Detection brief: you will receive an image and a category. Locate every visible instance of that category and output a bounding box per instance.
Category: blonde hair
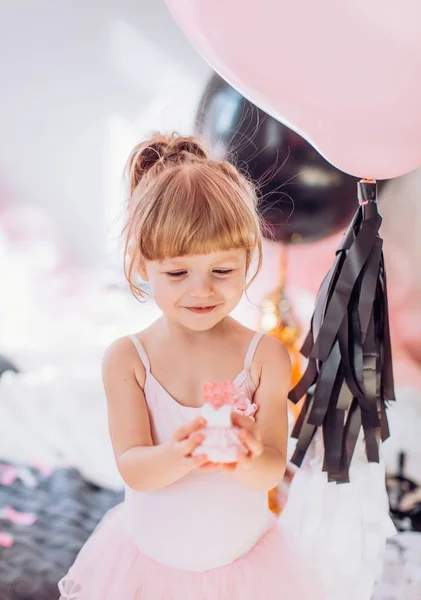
[123,133,263,300]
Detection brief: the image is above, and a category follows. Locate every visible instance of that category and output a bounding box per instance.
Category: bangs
[136,164,261,261]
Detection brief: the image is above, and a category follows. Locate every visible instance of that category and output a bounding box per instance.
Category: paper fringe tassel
[289,180,395,483]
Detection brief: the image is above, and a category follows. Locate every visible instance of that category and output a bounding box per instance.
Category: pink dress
[58,332,325,599]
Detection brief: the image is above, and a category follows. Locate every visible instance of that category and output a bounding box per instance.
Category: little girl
[58,133,324,599]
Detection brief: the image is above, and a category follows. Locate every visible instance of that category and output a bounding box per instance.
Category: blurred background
[1,1,420,598]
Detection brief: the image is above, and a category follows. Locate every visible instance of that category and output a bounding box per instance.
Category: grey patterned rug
[0,461,123,600]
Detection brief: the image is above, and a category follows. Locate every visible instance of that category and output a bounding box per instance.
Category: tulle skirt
[58,503,325,600]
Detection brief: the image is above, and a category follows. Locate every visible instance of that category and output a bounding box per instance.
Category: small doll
[192,381,257,464]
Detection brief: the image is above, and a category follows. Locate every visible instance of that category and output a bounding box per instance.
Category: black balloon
[196,74,361,244]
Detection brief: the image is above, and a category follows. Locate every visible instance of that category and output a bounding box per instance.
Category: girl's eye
[166,271,187,278]
[165,269,234,278]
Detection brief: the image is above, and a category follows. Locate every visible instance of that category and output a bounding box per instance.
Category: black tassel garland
[289,179,395,483]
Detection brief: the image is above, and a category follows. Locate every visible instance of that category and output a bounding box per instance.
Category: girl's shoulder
[229,319,288,356]
[102,334,148,388]
[228,320,290,381]
[253,336,291,396]
[103,319,157,362]
[254,334,290,369]
[103,335,140,361]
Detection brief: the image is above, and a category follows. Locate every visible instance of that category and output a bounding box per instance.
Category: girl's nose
[190,275,214,298]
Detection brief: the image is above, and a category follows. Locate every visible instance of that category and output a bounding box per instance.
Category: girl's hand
[231,412,264,466]
[170,418,209,470]
[200,413,263,472]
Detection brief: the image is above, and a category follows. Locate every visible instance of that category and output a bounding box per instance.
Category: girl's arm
[231,335,291,492]
[102,338,207,492]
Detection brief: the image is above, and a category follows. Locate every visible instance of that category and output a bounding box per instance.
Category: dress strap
[244,332,265,372]
[128,335,151,372]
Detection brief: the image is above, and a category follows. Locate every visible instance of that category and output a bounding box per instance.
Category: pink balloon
[165,0,421,179]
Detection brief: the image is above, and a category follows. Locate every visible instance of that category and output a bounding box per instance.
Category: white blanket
[0,366,124,491]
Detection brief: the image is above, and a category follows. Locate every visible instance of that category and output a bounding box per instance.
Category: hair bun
[127,133,209,193]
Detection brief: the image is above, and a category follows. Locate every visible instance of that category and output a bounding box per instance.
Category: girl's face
[140,249,248,332]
